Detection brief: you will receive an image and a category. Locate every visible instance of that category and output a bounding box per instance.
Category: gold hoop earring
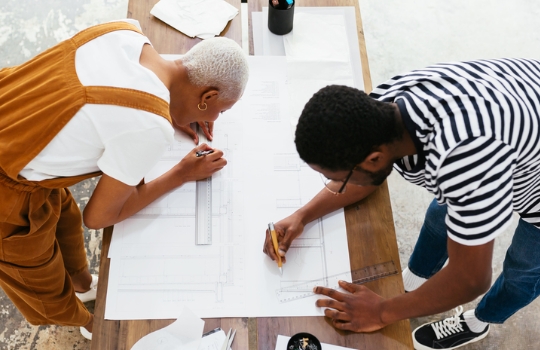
[198,103,208,111]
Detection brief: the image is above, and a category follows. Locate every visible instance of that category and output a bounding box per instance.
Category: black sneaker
[413,308,490,349]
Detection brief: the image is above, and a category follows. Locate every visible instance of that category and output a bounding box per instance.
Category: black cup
[268,0,295,35]
[287,332,322,349]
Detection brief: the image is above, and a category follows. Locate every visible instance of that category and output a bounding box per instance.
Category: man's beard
[360,164,394,186]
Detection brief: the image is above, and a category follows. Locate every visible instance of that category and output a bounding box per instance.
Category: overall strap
[70,21,143,47]
[0,21,171,187]
[74,22,172,123]
[85,86,171,122]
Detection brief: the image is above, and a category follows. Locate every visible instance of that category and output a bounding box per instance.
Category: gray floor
[1,0,540,349]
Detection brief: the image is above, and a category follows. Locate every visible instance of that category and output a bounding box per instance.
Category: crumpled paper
[150,0,238,39]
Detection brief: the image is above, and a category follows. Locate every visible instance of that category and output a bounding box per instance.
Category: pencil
[268,222,283,275]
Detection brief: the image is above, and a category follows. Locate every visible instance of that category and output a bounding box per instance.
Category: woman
[0,19,249,339]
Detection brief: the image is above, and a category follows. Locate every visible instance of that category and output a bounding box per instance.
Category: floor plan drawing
[105,56,353,320]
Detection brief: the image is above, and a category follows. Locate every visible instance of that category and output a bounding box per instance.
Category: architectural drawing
[105,56,353,320]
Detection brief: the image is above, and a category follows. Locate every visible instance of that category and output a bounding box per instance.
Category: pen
[268,222,283,275]
[196,150,214,157]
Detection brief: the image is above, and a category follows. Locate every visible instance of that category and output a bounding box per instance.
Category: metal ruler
[195,124,212,245]
[275,260,398,303]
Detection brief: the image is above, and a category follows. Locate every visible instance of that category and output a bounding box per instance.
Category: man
[263,58,540,349]
[0,19,248,339]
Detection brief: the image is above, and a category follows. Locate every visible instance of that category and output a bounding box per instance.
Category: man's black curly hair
[295,85,402,171]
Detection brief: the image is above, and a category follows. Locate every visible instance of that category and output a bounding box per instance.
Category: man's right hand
[263,214,305,263]
[262,183,377,264]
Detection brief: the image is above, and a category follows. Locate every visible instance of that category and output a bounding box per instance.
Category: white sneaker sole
[413,324,490,350]
[80,326,92,340]
[75,275,98,303]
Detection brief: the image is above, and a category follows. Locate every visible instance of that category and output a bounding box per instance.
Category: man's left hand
[314,280,387,333]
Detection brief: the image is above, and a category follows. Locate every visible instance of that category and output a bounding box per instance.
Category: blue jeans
[408,198,540,324]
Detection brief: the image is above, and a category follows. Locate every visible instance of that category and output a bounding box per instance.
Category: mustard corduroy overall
[0,21,171,326]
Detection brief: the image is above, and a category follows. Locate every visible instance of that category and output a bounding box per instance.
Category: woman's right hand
[263,213,305,263]
[173,143,226,184]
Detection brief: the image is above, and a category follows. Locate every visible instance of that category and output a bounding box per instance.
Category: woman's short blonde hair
[182,37,249,101]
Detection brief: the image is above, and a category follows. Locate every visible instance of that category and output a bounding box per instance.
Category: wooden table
[126,0,242,53]
[92,1,414,349]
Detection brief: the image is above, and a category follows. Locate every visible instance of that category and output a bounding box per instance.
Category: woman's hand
[174,121,214,144]
[263,213,306,263]
[172,143,226,184]
[197,121,214,141]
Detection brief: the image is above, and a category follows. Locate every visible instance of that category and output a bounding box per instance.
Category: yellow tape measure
[276,260,398,303]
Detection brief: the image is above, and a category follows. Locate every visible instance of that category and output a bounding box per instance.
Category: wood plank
[128,0,242,53]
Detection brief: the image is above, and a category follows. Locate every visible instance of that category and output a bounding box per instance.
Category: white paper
[131,307,204,350]
[252,7,364,130]
[275,335,356,350]
[283,13,350,62]
[105,56,352,320]
[150,0,238,39]
[253,7,364,91]
[199,330,226,350]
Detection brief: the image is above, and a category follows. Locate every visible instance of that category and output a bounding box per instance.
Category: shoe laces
[431,306,465,340]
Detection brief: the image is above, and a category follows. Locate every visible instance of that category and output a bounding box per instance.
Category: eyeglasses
[320,168,354,195]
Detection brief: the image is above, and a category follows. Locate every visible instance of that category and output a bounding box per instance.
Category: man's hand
[174,121,214,144]
[263,214,305,263]
[314,280,387,333]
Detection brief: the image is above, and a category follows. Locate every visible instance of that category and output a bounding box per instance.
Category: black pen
[196,150,214,157]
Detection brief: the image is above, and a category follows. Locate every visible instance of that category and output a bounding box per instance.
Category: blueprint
[105,55,354,320]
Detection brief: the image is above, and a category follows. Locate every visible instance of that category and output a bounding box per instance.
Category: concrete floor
[0,1,127,348]
[1,0,540,349]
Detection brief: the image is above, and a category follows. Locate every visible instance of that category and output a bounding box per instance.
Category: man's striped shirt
[370,58,540,246]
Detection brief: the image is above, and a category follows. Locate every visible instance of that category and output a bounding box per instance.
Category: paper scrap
[131,307,205,350]
[199,329,226,350]
[275,334,356,350]
[150,0,238,40]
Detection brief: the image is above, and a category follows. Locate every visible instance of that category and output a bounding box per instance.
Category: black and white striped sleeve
[437,136,517,245]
